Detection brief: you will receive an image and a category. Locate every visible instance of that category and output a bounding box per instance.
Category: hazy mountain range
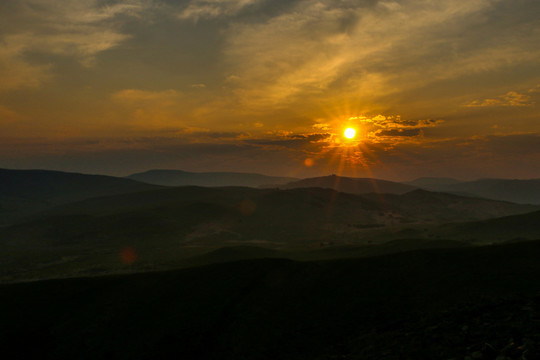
[2,168,540,283]
[126,169,540,204]
[3,168,540,225]
[126,169,298,187]
[0,169,161,225]
[406,177,540,204]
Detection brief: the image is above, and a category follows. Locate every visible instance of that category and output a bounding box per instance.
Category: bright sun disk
[344,128,356,139]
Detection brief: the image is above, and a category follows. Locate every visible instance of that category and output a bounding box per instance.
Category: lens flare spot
[304,158,315,167]
[344,128,356,139]
[120,247,138,265]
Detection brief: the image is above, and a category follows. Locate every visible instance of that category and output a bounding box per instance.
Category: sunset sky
[1,0,540,180]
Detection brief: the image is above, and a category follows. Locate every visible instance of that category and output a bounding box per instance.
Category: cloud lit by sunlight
[0,0,539,179]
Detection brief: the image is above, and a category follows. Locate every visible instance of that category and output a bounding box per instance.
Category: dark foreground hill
[126,169,298,187]
[1,241,540,359]
[0,169,161,224]
[278,174,417,194]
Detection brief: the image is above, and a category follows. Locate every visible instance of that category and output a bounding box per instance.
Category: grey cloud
[221,0,540,111]
[482,133,540,155]
[376,128,422,137]
[465,91,534,107]
[177,0,261,21]
[246,133,331,149]
[0,0,154,90]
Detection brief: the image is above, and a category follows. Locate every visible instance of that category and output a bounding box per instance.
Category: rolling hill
[407,178,540,204]
[0,168,162,225]
[2,185,538,282]
[431,209,540,243]
[363,189,539,221]
[126,169,298,187]
[278,174,417,194]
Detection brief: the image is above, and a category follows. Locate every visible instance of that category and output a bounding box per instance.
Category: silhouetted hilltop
[278,175,417,194]
[0,168,161,224]
[126,169,298,187]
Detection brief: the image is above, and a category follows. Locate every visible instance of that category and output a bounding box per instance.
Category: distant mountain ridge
[0,168,161,224]
[126,169,298,187]
[406,177,540,204]
[278,175,417,195]
[404,177,462,188]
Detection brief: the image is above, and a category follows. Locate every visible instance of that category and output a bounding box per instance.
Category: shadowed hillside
[126,169,298,187]
[1,241,540,359]
[0,169,162,225]
[432,210,540,243]
[407,178,540,204]
[363,189,539,221]
[1,186,538,283]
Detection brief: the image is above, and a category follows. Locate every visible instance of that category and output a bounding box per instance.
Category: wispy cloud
[219,0,540,113]
[113,89,182,104]
[0,34,52,90]
[177,0,260,21]
[465,91,534,107]
[0,0,151,90]
[0,104,23,124]
[111,88,186,129]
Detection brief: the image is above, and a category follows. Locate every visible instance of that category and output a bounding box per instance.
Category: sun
[344,128,356,139]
